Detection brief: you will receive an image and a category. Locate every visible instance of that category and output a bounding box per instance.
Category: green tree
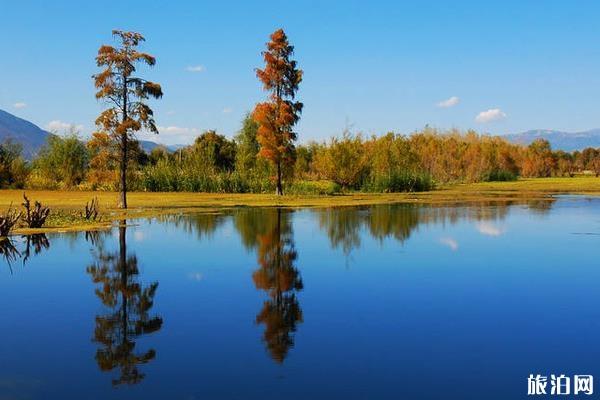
[148,145,171,165]
[190,130,236,172]
[293,143,317,179]
[234,114,260,172]
[34,131,89,187]
[0,140,28,188]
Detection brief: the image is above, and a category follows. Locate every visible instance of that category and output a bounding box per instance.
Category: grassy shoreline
[1,177,599,235]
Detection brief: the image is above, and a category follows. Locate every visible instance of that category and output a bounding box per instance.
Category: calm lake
[1,196,599,399]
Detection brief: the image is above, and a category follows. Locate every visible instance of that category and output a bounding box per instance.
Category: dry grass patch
[0,177,598,234]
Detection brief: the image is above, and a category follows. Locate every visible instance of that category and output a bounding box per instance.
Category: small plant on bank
[0,205,22,236]
[22,194,50,229]
[83,197,100,221]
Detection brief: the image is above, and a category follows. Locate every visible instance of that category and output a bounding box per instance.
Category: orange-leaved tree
[93,30,163,208]
[253,29,303,195]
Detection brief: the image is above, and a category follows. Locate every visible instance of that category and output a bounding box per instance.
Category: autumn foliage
[253,29,303,195]
[4,27,600,196]
[93,30,163,208]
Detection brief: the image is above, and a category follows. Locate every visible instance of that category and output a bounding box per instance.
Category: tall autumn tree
[93,30,163,208]
[253,29,303,195]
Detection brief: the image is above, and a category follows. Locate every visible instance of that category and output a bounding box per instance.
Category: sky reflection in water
[0,197,599,399]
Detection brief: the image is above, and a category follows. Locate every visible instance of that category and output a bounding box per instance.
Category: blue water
[0,197,599,399]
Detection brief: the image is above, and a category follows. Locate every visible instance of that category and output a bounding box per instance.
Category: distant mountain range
[0,109,52,159]
[3,108,600,156]
[504,129,600,152]
[0,109,181,159]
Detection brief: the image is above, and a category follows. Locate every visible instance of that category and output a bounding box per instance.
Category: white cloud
[222,107,232,114]
[13,102,27,109]
[46,120,84,133]
[137,125,202,145]
[166,110,176,115]
[437,96,460,108]
[186,65,205,73]
[188,272,203,282]
[475,108,507,123]
[476,222,505,237]
[158,125,201,135]
[439,237,459,251]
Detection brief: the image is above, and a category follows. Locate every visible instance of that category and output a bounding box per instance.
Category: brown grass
[1,176,598,234]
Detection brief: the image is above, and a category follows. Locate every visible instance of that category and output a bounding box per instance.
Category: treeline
[4,28,598,198]
[1,121,599,193]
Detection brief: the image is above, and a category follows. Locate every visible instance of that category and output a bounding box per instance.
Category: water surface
[1,197,599,399]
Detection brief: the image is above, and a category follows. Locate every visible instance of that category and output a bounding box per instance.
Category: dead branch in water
[22,193,50,229]
[0,204,21,237]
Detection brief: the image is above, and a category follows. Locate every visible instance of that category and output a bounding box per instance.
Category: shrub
[83,198,99,221]
[312,132,368,189]
[285,180,341,195]
[483,170,517,182]
[0,205,21,236]
[140,163,265,193]
[22,194,50,228]
[363,172,434,193]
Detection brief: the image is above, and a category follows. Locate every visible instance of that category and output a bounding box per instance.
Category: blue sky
[1,0,600,145]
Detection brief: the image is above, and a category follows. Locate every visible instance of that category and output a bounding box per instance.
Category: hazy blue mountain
[138,140,185,153]
[138,140,162,154]
[0,109,51,159]
[0,108,182,159]
[506,129,600,151]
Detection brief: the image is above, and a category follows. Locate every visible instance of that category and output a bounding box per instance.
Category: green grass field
[1,176,599,235]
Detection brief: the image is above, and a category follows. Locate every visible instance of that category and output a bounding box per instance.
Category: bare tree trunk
[276,161,283,196]
[275,85,283,196]
[119,133,128,209]
[119,78,128,209]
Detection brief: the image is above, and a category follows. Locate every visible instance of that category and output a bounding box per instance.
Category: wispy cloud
[188,272,204,282]
[437,96,460,108]
[476,222,505,237]
[46,120,84,133]
[157,125,201,135]
[186,65,205,73]
[439,237,459,251]
[475,108,507,123]
[137,125,202,145]
[222,107,232,114]
[13,102,27,109]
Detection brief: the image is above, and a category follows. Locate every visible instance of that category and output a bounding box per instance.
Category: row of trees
[88,28,301,207]
[3,28,600,197]
[2,124,600,193]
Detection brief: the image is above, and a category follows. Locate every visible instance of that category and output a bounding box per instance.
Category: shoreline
[1,177,600,236]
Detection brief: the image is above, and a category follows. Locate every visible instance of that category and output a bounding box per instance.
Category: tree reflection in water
[0,237,20,269]
[87,222,162,385]
[235,208,304,363]
[0,234,50,272]
[22,234,50,265]
[317,199,555,255]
